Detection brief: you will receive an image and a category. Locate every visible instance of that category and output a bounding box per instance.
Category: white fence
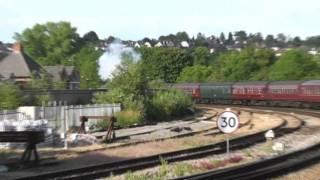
[1,104,121,133]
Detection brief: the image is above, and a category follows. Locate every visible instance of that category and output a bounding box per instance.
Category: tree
[193,47,210,65]
[265,35,276,47]
[14,21,81,65]
[29,70,53,90]
[176,31,189,42]
[73,45,102,88]
[82,31,100,44]
[139,47,193,83]
[226,32,234,45]
[195,33,208,47]
[247,33,263,45]
[291,36,302,47]
[234,31,247,42]
[177,65,214,82]
[215,48,275,81]
[305,36,320,47]
[219,32,226,43]
[268,49,320,80]
[276,33,287,47]
[95,53,148,111]
[0,83,22,109]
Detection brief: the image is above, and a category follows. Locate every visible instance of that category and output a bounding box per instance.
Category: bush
[115,109,144,128]
[147,89,193,121]
[0,83,22,109]
[94,119,110,131]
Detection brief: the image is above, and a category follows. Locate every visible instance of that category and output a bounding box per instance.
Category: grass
[173,163,194,177]
[119,155,245,180]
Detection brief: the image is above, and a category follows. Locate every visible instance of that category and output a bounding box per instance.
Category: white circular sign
[217,111,239,133]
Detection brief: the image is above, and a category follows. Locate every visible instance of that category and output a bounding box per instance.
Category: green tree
[139,47,193,83]
[226,32,234,45]
[176,31,189,42]
[177,65,214,82]
[215,48,275,81]
[0,83,22,109]
[95,53,148,112]
[291,36,302,47]
[247,33,263,45]
[305,35,320,47]
[268,49,320,80]
[29,70,53,89]
[219,32,226,43]
[234,31,247,42]
[276,33,287,47]
[14,21,80,65]
[192,47,210,65]
[82,31,100,44]
[265,35,276,47]
[195,33,208,47]
[74,45,102,88]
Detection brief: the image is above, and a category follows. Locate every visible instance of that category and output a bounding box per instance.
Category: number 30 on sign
[217,111,239,134]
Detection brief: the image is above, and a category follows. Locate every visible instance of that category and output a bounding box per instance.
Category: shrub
[173,163,194,177]
[115,109,143,128]
[0,83,22,109]
[35,93,52,106]
[147,89,193,121]
[124,171,148,180]
[95,119,110,131]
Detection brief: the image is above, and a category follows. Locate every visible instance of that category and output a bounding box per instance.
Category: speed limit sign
[217,111,239,134]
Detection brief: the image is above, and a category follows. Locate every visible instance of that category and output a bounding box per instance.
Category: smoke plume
[98,41,141,79]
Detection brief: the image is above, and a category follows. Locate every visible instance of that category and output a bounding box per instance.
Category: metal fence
[1,104,121,133]
[0,110,28,121]
[43,104,121,133]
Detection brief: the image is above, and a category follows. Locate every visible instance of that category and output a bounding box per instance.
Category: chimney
[12,42,23,53]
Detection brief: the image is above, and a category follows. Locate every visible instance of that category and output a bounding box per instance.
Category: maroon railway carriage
[232,81,268,105]
[300,80,320,106]
[172,83,201,101]
[267,81,303,106]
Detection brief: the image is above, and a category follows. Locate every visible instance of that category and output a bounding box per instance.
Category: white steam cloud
[98,41,141,80]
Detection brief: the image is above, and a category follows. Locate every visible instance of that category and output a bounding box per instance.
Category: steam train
[172,80,320,108]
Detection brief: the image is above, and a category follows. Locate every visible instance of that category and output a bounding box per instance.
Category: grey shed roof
[0,51,43,79]
[43,66,78,82]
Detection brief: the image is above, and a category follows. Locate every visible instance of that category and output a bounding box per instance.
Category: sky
[1,0,320,42]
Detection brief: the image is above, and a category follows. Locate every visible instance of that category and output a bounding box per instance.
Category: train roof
[233,81,268,86]
[268,81,304,85]
[301,80,320,86]
[172,83,200,87]
[200,82,234,86]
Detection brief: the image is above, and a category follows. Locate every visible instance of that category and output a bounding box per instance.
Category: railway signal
[217,110,239,157]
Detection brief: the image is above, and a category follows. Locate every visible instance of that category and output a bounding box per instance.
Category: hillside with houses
[97,31,320,56]
[0,22,320,109]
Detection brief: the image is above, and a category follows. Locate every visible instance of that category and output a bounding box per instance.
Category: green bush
[147,89,193,121]
[115,109,144,128]
[95,119,110,131]
[0,83,22,110]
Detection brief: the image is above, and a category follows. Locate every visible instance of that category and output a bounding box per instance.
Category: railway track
[173,138,320,180]
[171,106,320,180]
[12,107,303,180]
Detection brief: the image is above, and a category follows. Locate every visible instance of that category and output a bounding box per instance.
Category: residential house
[0,42,80,89]
[44,66,80,89]
[180,41,189,48]
[0,42,43,86]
